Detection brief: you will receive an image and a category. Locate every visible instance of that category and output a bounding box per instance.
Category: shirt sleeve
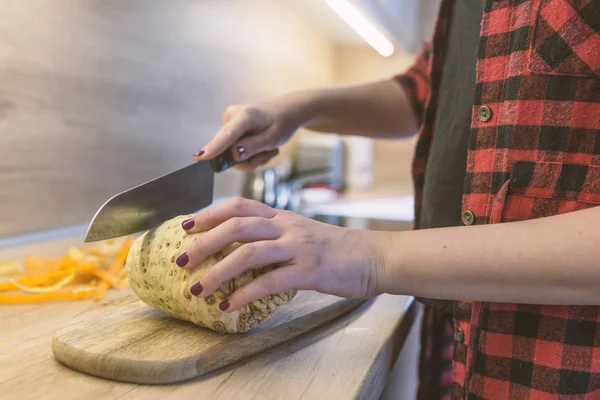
[392,43,432,128]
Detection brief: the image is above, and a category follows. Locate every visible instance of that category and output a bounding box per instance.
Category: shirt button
[462,210,475,226]
[454,327,464,343]
[478,105,492,122]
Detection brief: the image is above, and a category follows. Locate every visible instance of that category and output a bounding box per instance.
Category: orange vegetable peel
[0,237,132,305]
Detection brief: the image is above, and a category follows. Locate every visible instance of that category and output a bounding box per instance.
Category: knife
[83,148,241,242]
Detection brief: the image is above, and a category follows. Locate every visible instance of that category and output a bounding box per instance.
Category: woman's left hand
[176,198,388,312]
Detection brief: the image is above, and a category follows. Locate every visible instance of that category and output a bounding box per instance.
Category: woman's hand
[175,198,388,312]
[194,95,310,172]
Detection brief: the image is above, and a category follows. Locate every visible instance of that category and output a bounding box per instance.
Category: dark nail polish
[219,299,230,311]
[182,218,195,230]
[194,150,205,157]
[175,252,189,268]
[237,146,246,160]
[190,282,203,296]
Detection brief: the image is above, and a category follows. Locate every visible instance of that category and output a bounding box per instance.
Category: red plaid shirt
[395,0,600,398]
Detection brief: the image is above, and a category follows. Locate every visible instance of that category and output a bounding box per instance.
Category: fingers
[182,198,277,234]
[232,149,279,172]
[232,125,281,161]
[218,265,309,312]
[197,106,269,161]
[190,241,294,297]
[179,216,281,269]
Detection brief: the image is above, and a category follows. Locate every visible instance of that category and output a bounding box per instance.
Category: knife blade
[84,148,241,242]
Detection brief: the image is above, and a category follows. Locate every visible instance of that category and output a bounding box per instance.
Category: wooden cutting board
[52,289,365,384]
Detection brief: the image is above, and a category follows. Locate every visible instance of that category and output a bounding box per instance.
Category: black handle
[210,147,243,173]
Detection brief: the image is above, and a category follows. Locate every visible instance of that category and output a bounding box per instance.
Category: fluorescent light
[326,0,394,57]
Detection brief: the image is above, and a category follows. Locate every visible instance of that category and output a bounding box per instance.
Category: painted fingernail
[237,146,246,160]
[219,299,230,311]
[175,252,189,268]
[194,150,205,157]
[190,282,203,296]
[181,218,195,230]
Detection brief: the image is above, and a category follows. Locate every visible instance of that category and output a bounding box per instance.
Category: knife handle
[210,147,243,173]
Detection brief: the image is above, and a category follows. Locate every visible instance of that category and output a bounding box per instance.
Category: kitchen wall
[0,0,337,238]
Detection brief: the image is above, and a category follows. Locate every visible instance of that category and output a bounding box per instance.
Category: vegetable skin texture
[125,215,297,334]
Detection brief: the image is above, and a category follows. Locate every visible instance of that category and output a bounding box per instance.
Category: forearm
[289,80,418,139]
[379,206,600,305]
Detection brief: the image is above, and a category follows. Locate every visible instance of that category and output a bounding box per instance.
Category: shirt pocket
[490,161,600,224]
[528,0,600,78]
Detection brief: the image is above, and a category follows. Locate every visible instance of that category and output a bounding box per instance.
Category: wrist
[375,231,413,296]
[276,90,320,129]
[365,230,399,296]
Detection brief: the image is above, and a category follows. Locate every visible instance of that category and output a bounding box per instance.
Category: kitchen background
[0,0,440,239]
[1,1,439,397]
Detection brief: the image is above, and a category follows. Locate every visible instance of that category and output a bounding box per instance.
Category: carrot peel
[0,236,132,305]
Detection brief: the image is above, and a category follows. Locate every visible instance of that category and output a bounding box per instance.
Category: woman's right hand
[194,95,308,171]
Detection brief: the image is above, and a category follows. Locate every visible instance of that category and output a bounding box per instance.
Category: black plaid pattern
[537,30,575,70]
[530,0,600,77]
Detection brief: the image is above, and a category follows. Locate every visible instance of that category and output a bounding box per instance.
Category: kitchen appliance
[294,133,344,190]
[84,149,240,243]
[52,290,365,384]
[241,134,344,211]
[241,165,302,212]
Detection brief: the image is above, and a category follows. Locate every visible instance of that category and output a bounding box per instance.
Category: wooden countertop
[0,234,417,400]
